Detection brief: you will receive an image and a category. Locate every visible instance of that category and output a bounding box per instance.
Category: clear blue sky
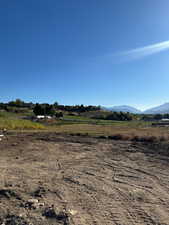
[1,0,169,110]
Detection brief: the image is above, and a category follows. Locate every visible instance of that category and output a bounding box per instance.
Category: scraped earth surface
[0,132,169,224]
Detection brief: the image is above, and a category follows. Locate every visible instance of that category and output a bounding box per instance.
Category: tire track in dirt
[1,133,169,224]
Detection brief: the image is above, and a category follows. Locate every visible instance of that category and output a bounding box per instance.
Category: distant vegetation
[0,99,101,114]
[0,111,44,130]
[0,99,168,132]
[141,113,169,121]
[0,118,44,130]
[0,99,168,122]
[0,99,135,121]
[98,111,132,121]
[0,99,132,120]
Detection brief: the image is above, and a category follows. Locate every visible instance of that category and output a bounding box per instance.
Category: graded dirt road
[0,132,169,225]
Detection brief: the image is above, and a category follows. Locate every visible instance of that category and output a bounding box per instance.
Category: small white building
[36,115,52,119]
[152,118,169,126]
[37,115,45,119]
[161,118,169,122]
[46,116,52,119]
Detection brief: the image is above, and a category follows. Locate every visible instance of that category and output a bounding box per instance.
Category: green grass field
[0,111,44,130]
[62,114,151,127]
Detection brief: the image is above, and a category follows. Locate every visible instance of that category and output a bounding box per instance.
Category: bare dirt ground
[0,132,169,225]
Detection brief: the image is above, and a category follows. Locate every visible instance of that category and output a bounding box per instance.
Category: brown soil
[0,132,169,225]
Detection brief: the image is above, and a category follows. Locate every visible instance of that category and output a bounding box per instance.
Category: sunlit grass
[62,115,151,127]
[0,110,33,118]
[0,118,44,130]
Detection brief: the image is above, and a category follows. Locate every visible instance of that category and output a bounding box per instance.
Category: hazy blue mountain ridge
[103,103,169,114]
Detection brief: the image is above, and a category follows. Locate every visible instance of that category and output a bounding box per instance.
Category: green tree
[154,114,162,120]
[33,104,44,115]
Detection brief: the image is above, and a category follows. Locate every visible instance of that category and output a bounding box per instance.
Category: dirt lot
[0,132,169,225]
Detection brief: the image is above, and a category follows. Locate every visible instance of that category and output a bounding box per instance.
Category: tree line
[1,99,167,121]
[92,111,133,121]
[141,114,169,121]
[0,99,101,115]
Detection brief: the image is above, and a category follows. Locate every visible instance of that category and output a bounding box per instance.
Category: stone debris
[1,214,30,225]
[27,199,39,204]
[22,199,45,210]
[42,206,70,224]
[68,209,78,216]
[0,189,21,200]
[32,186,46,198]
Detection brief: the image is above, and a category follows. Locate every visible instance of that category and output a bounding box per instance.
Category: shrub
[108,134,124,140]
[131,135,158,143]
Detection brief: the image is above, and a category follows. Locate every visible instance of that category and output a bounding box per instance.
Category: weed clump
[131,135,158,143]
[105,133,168,143]
[108,134,124,140]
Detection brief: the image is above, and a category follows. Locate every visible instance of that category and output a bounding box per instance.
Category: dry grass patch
[0,118,45,130]
[50,124,169,141]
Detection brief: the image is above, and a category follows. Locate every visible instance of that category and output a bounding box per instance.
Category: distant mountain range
[103,103,169,114]
[143,103,169,114]
[104,105,142,114]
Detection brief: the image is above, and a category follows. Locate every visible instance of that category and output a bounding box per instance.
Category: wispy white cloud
[116,40,169,61]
